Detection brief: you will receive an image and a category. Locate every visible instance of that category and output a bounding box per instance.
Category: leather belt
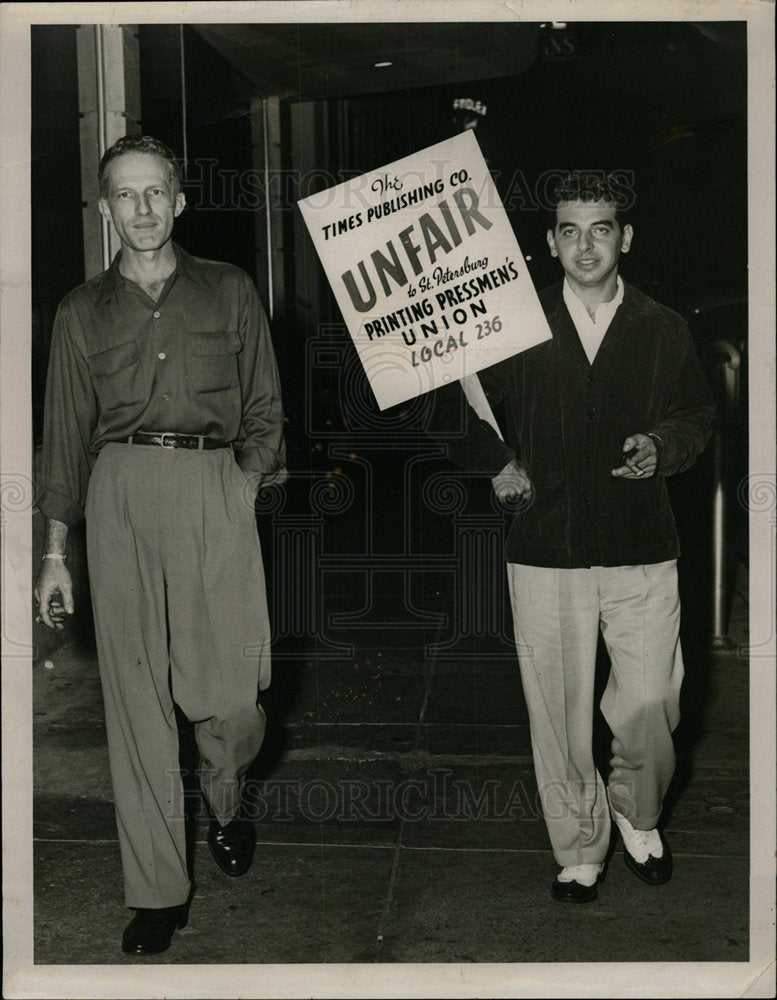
[126,432,231,451]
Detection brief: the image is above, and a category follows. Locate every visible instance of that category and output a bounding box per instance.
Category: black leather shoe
[551,876,600,904]
[623,831,673,884]
[121,904,188,955]
[208,812,256,877]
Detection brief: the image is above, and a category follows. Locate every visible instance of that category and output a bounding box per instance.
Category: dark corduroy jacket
[429,280,716,568]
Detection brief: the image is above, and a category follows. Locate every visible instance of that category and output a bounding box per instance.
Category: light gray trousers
[86,442,270,908]
[507,561,684,867]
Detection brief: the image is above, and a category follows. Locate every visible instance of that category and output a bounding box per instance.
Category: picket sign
[297,129,551,421]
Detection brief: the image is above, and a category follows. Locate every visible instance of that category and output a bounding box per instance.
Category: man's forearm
[36,518,75,628]
[44,518,69,556]
[652,404,716,477]
[427,380,516,475]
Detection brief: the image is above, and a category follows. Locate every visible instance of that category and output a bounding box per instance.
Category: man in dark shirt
[432,173,714,903]
[34,134,287,953]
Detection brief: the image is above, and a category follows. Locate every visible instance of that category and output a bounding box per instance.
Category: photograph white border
[2,2,774,997]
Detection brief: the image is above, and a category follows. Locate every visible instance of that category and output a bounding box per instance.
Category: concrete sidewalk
[32,560,751,970]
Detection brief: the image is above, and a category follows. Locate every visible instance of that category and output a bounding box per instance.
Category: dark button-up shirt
[430,280,715,568]
[37,244,286,526]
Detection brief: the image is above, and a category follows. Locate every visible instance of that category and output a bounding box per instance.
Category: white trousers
[507,561,684,866]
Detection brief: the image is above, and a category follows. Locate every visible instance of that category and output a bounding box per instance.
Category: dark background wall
[31,25,84,438]
[284,21,747,320]
[138,24,257,277]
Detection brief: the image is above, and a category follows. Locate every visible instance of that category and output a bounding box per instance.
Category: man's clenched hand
[492,459,533,503]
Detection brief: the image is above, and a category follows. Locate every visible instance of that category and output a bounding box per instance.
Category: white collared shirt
[563,276,625,365]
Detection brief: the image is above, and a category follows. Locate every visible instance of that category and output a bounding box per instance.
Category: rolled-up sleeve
[37,298,98,526]
[233,272,287,476]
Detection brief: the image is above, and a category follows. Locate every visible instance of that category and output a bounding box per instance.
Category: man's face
[98,152,185,253]
[546,199,632,293]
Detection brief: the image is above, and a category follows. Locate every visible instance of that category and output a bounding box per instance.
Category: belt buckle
[159,433,178,449]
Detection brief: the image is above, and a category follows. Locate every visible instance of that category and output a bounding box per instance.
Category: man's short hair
[98,134,182,199]
[547,171,634,229]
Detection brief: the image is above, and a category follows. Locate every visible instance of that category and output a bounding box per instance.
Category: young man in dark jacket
[432,173,714,902]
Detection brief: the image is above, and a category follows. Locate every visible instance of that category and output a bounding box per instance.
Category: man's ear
[98,198,112,223]
[174,192,186,217]
[546,229,559,258]
[621,223,634,254]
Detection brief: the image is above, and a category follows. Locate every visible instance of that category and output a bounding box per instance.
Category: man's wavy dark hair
[547,171,635,229]
[98,134,182,199]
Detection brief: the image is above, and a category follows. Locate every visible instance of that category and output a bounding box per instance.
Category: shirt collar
[562,275,624,323]
[94,242,213,304]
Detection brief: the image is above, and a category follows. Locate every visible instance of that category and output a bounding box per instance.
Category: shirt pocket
[187,331,241,393]
[87,339,143,409]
